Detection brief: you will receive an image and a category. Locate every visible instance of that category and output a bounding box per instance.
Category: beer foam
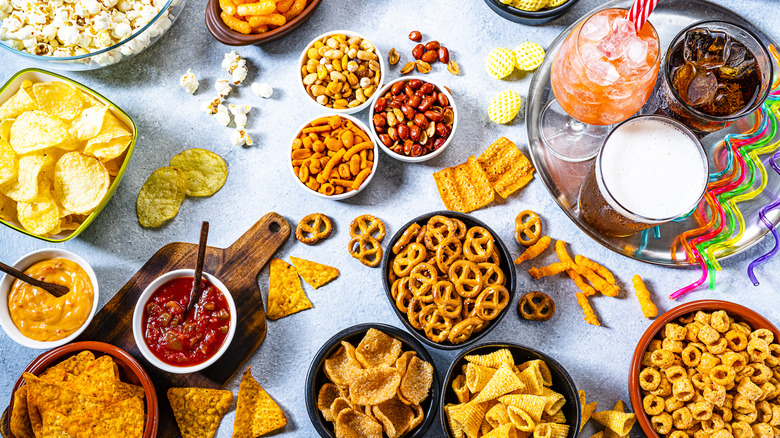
[599,118,707,220]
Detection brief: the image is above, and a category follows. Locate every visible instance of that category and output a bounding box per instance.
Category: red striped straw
[626,0,659,32]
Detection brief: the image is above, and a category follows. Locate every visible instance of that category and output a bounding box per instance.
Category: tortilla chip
[289,256,340,289]
[356,328,403,369]
[10,386,34,438]
[233,367,287,437]
[476,137,535,198]
[40,396,144,437]
[398,357,433,406]
[433,156,495,213]
[266,258,312,320]
[324,342,364,387]
[24,372,104,436]
[43,351,95,377]
[66,355,122,404]
[168,387,233,438]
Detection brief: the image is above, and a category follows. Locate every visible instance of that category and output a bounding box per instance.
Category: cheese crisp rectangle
[477,137,535,198]
[433,156,495,213]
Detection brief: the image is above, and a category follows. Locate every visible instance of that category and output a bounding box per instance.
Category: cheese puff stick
[576,292,601,326]
[632,275,658,319]
[574,254,615,284]
[555,240,596,296]
[529,262,571,279]
[514,235,551,264]
[571,263,619,298]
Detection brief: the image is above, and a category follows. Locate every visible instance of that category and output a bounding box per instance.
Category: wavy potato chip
[318,383,341,422]
[168,387,233,438]
[356,328,403,369]
[0,138,16,185]
[0,85,37,119]
[373,397,415,438]
[136,166,187,228]
[32,82,85,121]
[290,256,339,289]
[54,152,110,215]
[349,366,402,406]
[399,356,433,406]
[334,408,383,438]
[169,148,228,197]
[83,109,132,160]
[233,367,287,438]
[266,258,313,320]
[10,110,74,154]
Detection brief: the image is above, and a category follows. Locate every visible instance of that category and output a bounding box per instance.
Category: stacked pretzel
[388,215,509,345]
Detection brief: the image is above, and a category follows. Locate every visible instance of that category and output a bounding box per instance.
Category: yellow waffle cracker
[514,42,546,71]
[472,363,525,404]
[511,0,548,11]
[546,0,569,6]
[464,348,515,369]
[477,137,534,198]
[488,90,522,124]
[486,48,516,79]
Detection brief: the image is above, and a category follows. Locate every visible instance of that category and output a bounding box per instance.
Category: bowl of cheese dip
[0,248,98,349]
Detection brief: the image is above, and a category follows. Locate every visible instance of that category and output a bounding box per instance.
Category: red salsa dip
[142,277,231,366]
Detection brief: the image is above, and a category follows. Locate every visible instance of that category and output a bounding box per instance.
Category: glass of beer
[578,115,709,237]
[542,8,660,162]
[660,21,773,133]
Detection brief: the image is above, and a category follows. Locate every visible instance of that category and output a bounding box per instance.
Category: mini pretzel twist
[477,262,506,288]
[432,280,462,320]
[419,305,453,343]
[474,285,510,321]
[424,215,456,250]
[449,317,485,344]
[452,218,468,240]
[407,298,429,330]
[392,223,421,254]
[409,262,438,303]
[518,291,556,322]
[393,242,426,277]
[348,234,383,267]
[463,226,495,263]
[449,260,483,298]
[515,210,542,247]
[349,214,386,242]
[295,213,333,244]
[435,236,463,273]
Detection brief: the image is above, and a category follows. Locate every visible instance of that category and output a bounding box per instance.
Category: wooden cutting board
[2,212,290,438]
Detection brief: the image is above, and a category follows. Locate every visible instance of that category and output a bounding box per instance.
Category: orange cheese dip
[8,258,94,342]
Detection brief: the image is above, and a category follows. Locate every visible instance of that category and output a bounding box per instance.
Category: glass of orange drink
[542,8,660,162]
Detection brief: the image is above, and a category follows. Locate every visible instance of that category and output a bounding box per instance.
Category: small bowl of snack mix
[369,76,457,163]
[205,0,322,45]
[629,300,780,438]
[289,114,379,200]
[298,30,384,115]
[483,0,580,26]
[0,0,187,70]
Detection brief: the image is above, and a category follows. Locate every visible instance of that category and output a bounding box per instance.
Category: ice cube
[686,68,718,106]
[595,17,637,60]
[611,17,637,42]
[625,37,649,69]
[683,28,729,68]
[719,41,755,79]
[597,36,625,60]
[581,14,610,42]
[586,59,620,86]
[579,43,604,64]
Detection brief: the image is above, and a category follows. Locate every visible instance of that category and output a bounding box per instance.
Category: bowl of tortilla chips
[6,341,158,438]
[305,323,439,438]
[0,68,137,242]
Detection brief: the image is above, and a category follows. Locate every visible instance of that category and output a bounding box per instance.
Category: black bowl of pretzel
[381,211,516,350]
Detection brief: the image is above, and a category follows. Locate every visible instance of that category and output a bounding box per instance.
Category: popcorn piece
[202,97,221,115]
[180,69,198,95]
[251,82,273,99]
[233,113,247,129]
[222,50,242,72]
[215,104,231,126]
[215,79,232,98]
[229,104,250,128]
[230,129,253,147]
[231,60,247,85]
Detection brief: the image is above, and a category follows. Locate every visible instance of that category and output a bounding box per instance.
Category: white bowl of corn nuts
[298,30,384,115]
[289,113,379,200]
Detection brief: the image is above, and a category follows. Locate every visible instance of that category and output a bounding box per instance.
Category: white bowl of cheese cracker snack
[0,68,137,242]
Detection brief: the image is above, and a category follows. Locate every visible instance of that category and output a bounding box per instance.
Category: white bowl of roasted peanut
[289,114,379,200]
[298,30,384,114]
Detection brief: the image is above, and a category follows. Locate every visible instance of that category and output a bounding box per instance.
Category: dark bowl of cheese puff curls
[484,0,579,25]
[629,300,780,438]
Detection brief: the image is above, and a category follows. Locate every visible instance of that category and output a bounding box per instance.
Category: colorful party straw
[747,151,780,286]
[626,0,659,32]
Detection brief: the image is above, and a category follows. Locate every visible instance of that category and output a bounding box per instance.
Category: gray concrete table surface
[1,0,778,436]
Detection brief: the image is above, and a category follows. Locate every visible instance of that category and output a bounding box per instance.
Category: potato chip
[318,383,341,422]
[168,387,233,438]
[0,118,13,141]
[578,390,597,431]
[356,328,403,369]
[324,341,363,387]
[499,394,546,421]
[472,363,525,404]
[136,166,187,228]
[10,386,34,438]
[102,155,125,177]
[486,47,516,79]
[467,363,498,393]
[592,410,636,436]
[266,258,313,320]
[71,106,108,141]
[32,82,85,121]
[349,366,402,406]
[0,85,37,119]
[289,256,340,289]
[10,110,74,154]
[17,191,61,236]
[233,367,287,438]
[83,110,132,160]
[373,397,415,438]
[169,148,228,197]
[465,348,515,369]
[334,408,383,438]
[0,138,16,186]
[399,356,433,405]
[54,152,110,215]
[476,137,535,198]
[2,153,48,202]
[514,42,546,71]
[433,156,495,213]
[487,90,523,125]
[0,193,16,221]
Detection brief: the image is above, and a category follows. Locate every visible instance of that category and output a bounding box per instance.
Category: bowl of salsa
[0,248,99,349]
[132,269,236,374]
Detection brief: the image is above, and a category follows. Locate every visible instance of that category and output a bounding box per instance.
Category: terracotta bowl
[205,0,322,46]
[628,300,780,438]
[6,341,158,438]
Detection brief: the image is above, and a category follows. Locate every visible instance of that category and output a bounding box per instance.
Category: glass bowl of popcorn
[0,0,187,70]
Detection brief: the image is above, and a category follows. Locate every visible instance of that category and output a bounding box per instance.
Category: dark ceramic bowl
[6,341,158,438]
[483,0,579,25]
[441,342,581,437]
[205,0,322,46]
[305,323,440,438]
[381,211,517,351]
[629,300,780,438]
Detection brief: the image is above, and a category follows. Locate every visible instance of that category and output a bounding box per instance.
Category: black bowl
[381,211,517,351]
[305,323,440,438]
[483,0,579,25]
[440,342,581,438]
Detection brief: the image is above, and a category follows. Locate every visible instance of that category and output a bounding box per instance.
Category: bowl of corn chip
[441,342,580,438]
[305,323,440,438]
[484,0,579,25]
[205,0,322,45]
